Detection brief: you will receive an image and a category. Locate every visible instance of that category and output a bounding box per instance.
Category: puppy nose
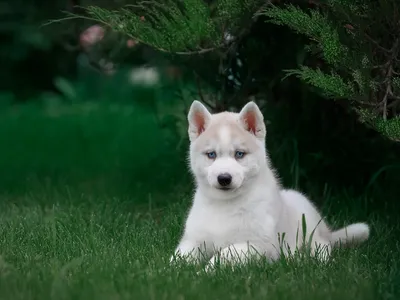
[217,173,232,186]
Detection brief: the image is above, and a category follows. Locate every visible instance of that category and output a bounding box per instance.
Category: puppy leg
[170,239,209,264]
[205,242,262,271]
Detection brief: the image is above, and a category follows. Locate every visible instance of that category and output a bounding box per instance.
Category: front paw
[204,244,263,272]
[170,253,194,265]
[205,249,241,272]
[170,249,203,265]
[204,255,224,273]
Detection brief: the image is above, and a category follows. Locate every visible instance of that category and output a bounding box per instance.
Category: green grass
[0,100,398,299]
[0,99,190,198]
[0,191,398,300]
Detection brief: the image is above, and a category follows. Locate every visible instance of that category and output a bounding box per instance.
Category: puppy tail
[330,223,370,247]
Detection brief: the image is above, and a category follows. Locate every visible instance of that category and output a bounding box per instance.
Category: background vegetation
[0,0,399,299]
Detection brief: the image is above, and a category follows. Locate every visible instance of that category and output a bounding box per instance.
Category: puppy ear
[187,100,212,142]
[238,101,266,139]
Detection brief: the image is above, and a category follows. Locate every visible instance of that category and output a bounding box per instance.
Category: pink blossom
[80,25,105,50]
[126,39,137,48]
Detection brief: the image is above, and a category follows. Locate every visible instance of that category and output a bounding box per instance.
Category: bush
[54,0,400,142]
[261,0,400,142]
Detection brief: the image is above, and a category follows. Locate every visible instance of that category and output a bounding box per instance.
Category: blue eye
[235,151,246,159]
[206,151,217,159]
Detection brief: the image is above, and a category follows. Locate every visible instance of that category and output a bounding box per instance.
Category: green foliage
[263,4,350,68]
[374,117,400,142]
[261,1,400,142]
[82,2,218,53]
[59,0,400,143]
[0,70,196,195]
[0,1,78,99]
[62,0,264,54]
[215,0,265,27]
[284,66,354,98]
[0,100,157,194]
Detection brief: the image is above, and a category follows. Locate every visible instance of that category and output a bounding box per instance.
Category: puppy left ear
[187,100,212,142]
[238,102,266,139]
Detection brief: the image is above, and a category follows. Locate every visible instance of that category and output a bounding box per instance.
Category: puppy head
[187,100,267,200]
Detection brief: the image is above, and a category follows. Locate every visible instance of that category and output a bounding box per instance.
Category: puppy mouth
[217,187,233,191]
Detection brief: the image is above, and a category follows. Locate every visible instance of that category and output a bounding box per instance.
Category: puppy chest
[187,208,258,245]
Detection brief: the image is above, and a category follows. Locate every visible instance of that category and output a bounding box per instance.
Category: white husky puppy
[171,100,370,269]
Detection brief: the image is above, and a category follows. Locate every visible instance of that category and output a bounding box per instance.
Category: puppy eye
[206,151,217,159]
[235,151,246,159]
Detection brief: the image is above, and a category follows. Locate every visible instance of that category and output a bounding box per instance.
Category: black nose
[217,173,232,186]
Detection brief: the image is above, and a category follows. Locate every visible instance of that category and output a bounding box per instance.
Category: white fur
[171,100,370,270]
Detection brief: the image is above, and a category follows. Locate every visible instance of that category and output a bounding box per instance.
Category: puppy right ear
[188,100,212,142]
[238,101,266,139]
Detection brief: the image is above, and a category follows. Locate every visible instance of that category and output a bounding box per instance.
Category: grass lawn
[0,189,398,300]
[0,101,398,300]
